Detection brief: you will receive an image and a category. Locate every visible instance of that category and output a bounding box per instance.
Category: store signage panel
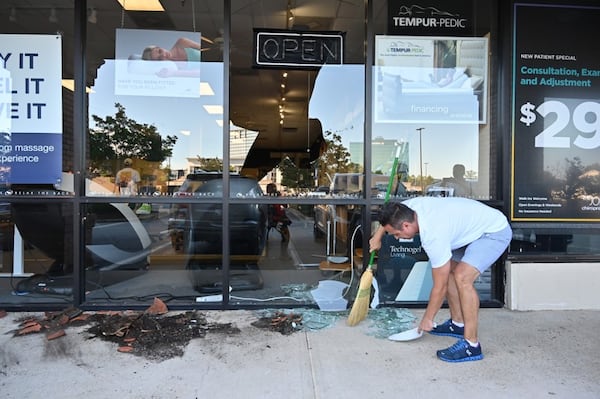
[374,35,488,124]
[253,29,343,68]
[115,29,201,98]
[387,1,473,36]
[512,4,600,222]
[0,34,62,185]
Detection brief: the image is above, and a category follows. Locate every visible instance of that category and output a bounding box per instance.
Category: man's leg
[446,260,464,323]
[452,262,481,343]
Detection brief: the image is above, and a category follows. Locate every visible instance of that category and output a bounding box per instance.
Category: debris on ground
[11,306,89,341]
[7,301,418,361]
[251,311,303,335]
[252,307,417,338]
[366,307,417,339]
[86,309,240,360]
[8,298,241,361]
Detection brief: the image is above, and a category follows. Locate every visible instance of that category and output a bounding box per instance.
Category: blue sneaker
[437,339,483,363]
[429,319,464,338]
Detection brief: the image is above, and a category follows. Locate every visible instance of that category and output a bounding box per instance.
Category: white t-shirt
[115,167,141,195]
[402,197,509,268]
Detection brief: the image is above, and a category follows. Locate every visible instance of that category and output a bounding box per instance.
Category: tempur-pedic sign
[388,2,473,35]
[253,30,343,68]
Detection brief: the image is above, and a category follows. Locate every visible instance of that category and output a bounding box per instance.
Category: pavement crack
[304,331,319,399]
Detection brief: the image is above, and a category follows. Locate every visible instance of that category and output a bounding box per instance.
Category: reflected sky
[90,60,479,179]
[89,60,223,171]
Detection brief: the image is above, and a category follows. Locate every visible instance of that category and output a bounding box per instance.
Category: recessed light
[116,0,165,12]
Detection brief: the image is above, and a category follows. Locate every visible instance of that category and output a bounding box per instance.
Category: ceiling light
[199,82,215,96]
[49,8,58,24]
[9,7,17,23]
[286,9,295,28]
[61,79,93,94]
[203,105,223,115]
[116,0,165,12]
[87,8,97,24]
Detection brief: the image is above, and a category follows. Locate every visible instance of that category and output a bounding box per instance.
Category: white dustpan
[388,327,423,342]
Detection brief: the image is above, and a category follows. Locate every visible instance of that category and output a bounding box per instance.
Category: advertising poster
[374,36,487,124]
[115,29,202,98]
[512,4,600,221]
[0,34,62,185]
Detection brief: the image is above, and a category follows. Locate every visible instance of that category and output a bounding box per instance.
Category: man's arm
[368,225,386,252]
[419,260,451,332]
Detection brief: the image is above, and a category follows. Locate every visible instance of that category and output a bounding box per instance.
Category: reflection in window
[371,35,488,199]
[86,2,224,198]
[510,228,600,256]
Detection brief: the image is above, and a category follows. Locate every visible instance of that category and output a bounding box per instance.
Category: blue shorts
[451,225,512,273]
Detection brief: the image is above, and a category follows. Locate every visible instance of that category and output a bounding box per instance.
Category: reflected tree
[563,157,584,199]
[314,130,360,186]
[89,103,177,172]
[193,157,224,172]
[278,157,313,189]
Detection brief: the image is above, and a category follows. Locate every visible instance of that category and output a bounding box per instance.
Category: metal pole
[416,127,424,194]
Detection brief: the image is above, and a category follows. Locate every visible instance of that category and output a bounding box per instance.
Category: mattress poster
[374,35,487,124]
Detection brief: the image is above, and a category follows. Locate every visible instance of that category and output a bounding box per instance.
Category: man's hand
[418,318,436,333]
[368,236,381,253]
[369,225,385,253]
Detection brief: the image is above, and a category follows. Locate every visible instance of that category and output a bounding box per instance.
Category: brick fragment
[145,297,168,315]
[118,345,134,353]
[47,329,66,340]
[17,323,42,335]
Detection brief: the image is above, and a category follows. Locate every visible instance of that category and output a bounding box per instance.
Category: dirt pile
[251,311,303,335]
[9,299,241,361]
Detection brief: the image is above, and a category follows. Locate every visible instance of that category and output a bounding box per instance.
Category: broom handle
[367,250,376,267]
[368,149,400,270]
[385,147,401,203]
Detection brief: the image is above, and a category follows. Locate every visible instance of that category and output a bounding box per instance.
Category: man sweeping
[369,197,512,362]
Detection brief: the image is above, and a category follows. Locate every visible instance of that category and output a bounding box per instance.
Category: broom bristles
[347,268,373,326]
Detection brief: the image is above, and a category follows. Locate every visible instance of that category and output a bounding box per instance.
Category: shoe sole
[437,353,484,363]
[429,331,463,339]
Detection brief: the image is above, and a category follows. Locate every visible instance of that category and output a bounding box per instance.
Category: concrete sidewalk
[1,308,599,398]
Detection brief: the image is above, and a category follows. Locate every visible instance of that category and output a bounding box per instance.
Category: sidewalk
[1,308,599,399]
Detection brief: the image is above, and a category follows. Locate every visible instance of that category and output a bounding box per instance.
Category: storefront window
[368,0,499,302]
[371,0,496,200]
[83,1,225,306]
[225,0,366,306]
[0,3,75,305]
[86,3,224,198]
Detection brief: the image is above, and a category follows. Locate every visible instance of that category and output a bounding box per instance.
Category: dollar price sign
[520,102,536,126]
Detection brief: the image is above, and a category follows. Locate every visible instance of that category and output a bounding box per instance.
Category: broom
[347,149,400,326]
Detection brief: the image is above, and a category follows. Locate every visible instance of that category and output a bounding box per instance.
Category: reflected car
[168,173,268,292]
[168,173,268,255]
